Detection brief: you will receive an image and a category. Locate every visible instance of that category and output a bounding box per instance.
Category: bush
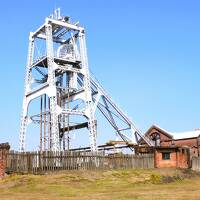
[150,173,161,184]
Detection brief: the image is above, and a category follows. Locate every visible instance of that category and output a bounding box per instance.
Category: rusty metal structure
[19,9,153,152]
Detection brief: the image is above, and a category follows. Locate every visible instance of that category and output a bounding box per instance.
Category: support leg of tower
[45,22,60,151]
[87,113,97,152]
[19,33,34,152]
[79,31,98,152]
[19,100,28,152]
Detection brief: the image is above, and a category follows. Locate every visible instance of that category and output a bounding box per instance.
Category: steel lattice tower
[19,9,153,152]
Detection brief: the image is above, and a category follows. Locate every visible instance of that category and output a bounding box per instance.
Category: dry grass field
[0,169,200,200]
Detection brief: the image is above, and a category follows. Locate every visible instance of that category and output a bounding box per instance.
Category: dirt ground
[0,168,200,200]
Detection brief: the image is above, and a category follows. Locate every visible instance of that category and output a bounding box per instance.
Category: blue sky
[0,0,200,150]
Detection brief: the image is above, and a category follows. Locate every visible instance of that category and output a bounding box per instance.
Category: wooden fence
[192,157,200,171]
[5,151,154,174]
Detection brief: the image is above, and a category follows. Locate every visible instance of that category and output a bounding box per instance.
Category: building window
[150,132,161,147]
[162,152,170,160]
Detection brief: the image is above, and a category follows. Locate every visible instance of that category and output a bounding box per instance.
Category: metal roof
[147,124,200,140]
[170,130,200,140]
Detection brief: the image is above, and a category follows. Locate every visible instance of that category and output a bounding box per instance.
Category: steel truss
[19,9,153,152]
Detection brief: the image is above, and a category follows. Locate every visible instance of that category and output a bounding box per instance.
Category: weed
[149,173,161,184]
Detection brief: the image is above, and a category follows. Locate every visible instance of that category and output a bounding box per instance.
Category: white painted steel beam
[47,18,83,31]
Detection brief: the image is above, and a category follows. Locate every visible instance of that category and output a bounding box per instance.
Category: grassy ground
[0,169,200,200]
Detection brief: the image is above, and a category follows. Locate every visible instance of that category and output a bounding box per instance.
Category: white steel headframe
[19,9,153,152]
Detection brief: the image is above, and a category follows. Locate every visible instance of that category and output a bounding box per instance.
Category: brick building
[0,143,10,178]
[139,125,200,168]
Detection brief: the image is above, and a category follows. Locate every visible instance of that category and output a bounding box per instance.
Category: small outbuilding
[138,125,200,168]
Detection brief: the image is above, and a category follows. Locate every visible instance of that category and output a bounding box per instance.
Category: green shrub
[150,173,161,184]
